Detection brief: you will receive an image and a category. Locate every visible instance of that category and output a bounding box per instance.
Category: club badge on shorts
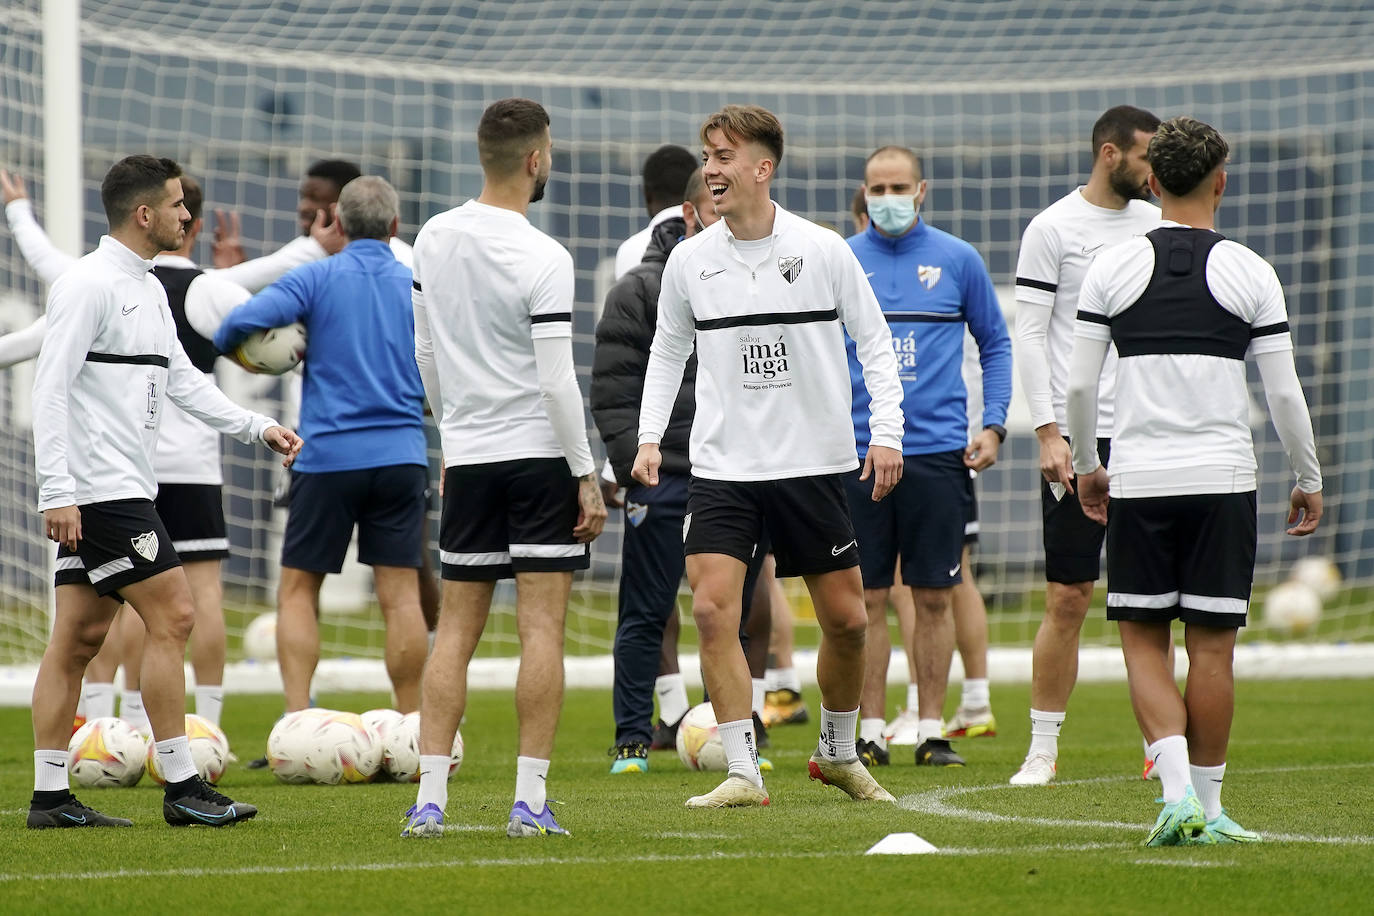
[778,256,803,284]
[131,531,159,562]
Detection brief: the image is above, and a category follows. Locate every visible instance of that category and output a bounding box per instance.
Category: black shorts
[54,498,181,599]
[685,474,857,579]
[964,469,980,546]
[154,483,228,562]
[845,450,972,590]
[1042,437,1111,584]
[282,464,428,573]
[1105,490,1257,629]
[440,458,588,581]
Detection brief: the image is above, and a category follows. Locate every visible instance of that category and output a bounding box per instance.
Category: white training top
[614,205,684,279]
[639,202,904,481]
[1014,188,1161,436]
[411,199,594,475]
[33,236,277,511]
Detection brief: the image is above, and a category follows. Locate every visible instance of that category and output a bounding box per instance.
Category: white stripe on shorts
[87,557,133,584]
[510,543,585,559]
[964,520,980,536]
[1106,590,1180,609]
[173,538,229,554]
[440,550,511,566]
[1180,593,1249,616]
[55,556,85,571]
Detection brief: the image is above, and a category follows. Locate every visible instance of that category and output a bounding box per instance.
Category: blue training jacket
[214,239,427,473]
[846,218,1012,456]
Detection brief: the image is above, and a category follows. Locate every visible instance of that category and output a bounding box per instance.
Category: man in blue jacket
[846,146,1012,768]
[215,176,429,717]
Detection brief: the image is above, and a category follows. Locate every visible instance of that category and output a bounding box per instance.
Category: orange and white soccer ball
[676,702,728,771]
[381,711,463,782]
[145,714,230,785]
[68,717,149,788]
[268,709,381,785]
[232,322,306,375]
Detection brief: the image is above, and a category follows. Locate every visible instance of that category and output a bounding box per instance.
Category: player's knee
[691,596,735,643]
[146,602,195,644]
[66,622,110,666]
[817,607,867,647]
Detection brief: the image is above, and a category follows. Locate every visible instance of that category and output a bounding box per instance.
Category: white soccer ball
[1290,556,1342,601]
[676,702,727,772]
[68,717,149,788]
[1263,580,1322,637]
[232,322,306,375]
[242,612,277,661]
[145,714,230,785]
[382,711,463,782]
[361,708,404,747]
[267,709,327,784]
[267,708,381,784]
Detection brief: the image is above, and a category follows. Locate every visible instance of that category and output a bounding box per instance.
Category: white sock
[34,750,70,793]
[905,683,919,712]
[1146,735,1191,804]
[751,678,766,717]
[1191,762,1226,821]
[120,689,149,730]
[154,736,198,784]
[717,718,763,787]
[194,686,224,727]
[1142,736,1150,756]
[917,718,944,746]
[1028,709,1066,758]
[764,668,780,692]
[961,678,990,710]
[515,756,550,812]
[84,682,115,720]
[416,754,449,811]
[817,706,858,761]
[655,674,689,726]
[859,717,887,747]
[776,667,802,693]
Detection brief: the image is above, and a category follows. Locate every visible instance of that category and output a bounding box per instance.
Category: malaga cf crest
[778,256,803,284]
[918,265,942,290]
[131,531,159,562]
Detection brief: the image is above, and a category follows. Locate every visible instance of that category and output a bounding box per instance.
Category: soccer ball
[145,714,230,785]
[1263,580,1322,637]
[267,709,327,784]
[361,708,404,747]
[382,711,463,782]
[268,709,382,784]
[232,322,306,375]
[68,717,149,788]
[1290,556,1341,601]
[242,612,277,661]
[676,702,727,772]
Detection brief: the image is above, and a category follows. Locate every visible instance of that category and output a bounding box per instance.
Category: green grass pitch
[0,679,1370,914]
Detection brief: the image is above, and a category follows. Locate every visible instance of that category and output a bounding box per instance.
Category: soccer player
[215,176,430,717]
[402,98,607,838]
[634,104,904,807]
[1068,116,1322,845]
[29,155,300,828]
[614,145,700,279]
[845,146,1012,768]
[1009,105,1164,786]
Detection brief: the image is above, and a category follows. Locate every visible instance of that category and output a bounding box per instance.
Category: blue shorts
[281,464,428,573]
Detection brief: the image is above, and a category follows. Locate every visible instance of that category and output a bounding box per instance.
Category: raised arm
[3,183,80,286]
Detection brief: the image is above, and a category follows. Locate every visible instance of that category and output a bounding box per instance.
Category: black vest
[1111,227,1251,361]
[152,265,219,373]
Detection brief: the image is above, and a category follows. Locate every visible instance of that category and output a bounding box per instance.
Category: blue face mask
[867,194,920,235]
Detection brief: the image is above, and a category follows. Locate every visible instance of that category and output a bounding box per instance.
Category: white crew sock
[34,750,70,793]
[1028,709,1066,758]
[154,736,198,784]
[775,667,802,693]
[905,683,919,712]
[84,682,115,721]
[917,718,944,746]
[751,678,766,717]
[717,718,762,787]
[120,689,149,731]
[817,706,859,761]
[416,754,450,811]
[655,674,689,726]
[764,668,780,691]
[961,678,990,711]
[1146,735,1191,804]
[194,686,224,728]
[1191,762,1226,821]
[515,756,550,811]
[859,717,887,747]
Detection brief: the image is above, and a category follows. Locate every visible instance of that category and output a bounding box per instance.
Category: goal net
[3,0,1373,673]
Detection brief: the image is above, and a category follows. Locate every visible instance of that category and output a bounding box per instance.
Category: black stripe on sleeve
[1075,310,1111,326]
[85,352,169,367]
[1250,321,1290,338]
[412,279,422,292]
[1016,276,1058,294]
[530,312,573,325]
[695,309,839,331]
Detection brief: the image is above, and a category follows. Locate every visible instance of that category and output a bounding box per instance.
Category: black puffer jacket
[591,217,697,485]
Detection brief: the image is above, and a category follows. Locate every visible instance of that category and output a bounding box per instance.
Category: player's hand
[263,426,303,467]
[600,478,624,509]
[212,210,246,268]
[963,428,1002,472]
[1286,486,1322,536]
[632,444,662,487]
[0,170,28,205]
[311,205,347,255]
[573,474,608,543]
[860,445,903,501]
[1037,425,1075,494]
[44,505,81,551]
[1076,465,1109,525]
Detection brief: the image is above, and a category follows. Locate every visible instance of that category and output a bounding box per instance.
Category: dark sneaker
[649,717,680,751]
[246,756,270,769]
[164,776,258,827]
[608,743,649,774]
[915,737,966,767]
[856,737,890,767]
[753,712,771,750]
[27,795,132,829]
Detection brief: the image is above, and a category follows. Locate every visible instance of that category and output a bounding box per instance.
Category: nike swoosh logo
[175,804,234,823]
[418,771,431,778]
[698,268,727,280]
[121,304,139,315]
[43,760,66,768]
[948,565,960,577]
[1210,778,1224,783]
[865,271,876,278]
[1081,244,1104,255]
[159,748,175,754]
[831,540,857,556]
[61,812,87,824]
[537,774,546,781]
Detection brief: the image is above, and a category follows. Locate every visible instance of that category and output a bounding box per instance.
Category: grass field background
[0,678,1370,913]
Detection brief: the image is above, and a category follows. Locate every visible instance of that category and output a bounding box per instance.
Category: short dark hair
[179,175,203,223]
[642,145,698,215]
[1147,117,1230,197]
[477,98,551,176]
[864,145,923,181]
[100,155,182,228]
[305,159,362,193]
[700,105,784,167]
[1091,105,1161,160]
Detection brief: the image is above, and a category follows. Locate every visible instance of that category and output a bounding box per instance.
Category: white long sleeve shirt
[33,236,278,510]
[639,203,904,481]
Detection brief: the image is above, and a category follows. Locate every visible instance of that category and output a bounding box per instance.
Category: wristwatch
[984,423,1007,443]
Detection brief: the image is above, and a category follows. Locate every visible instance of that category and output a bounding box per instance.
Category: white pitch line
[1130,858,1233,868]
